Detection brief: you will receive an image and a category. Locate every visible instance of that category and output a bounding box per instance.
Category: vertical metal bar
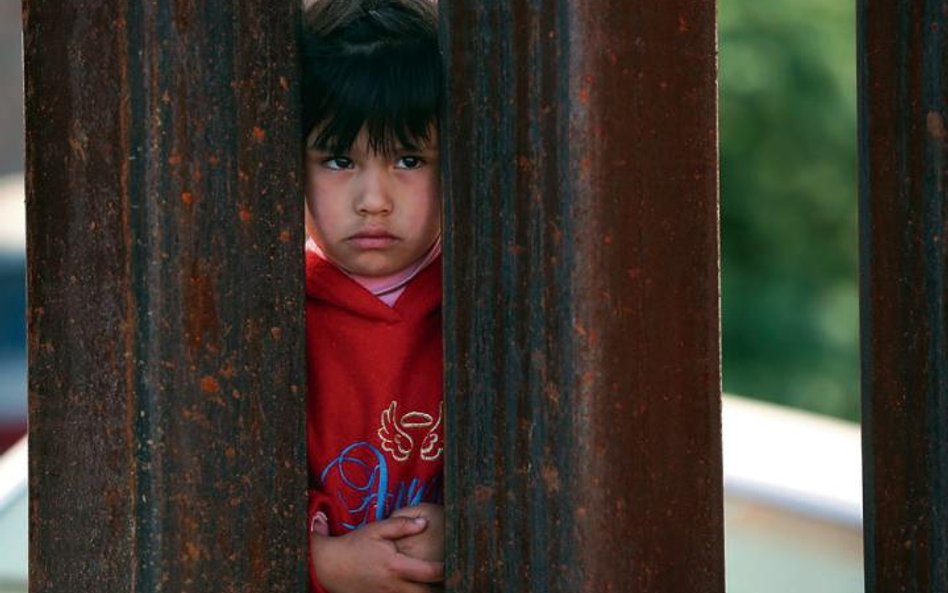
[441,2,723,592]
[25,2,305,592]
[860,0,948,591]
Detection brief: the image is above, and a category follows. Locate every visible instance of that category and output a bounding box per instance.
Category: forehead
[306,124,439,155]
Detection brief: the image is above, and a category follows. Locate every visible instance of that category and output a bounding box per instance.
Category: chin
[350,260,401,278]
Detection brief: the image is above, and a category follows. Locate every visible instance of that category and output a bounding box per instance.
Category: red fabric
[306,250,443,591]
[0,422,25,455]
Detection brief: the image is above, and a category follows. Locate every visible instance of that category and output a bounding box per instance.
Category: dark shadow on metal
[441,2,724,591]
[859,1,948,591]
[24,1,306,591]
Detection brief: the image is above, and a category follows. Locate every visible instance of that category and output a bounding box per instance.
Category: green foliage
[720,0,859,420]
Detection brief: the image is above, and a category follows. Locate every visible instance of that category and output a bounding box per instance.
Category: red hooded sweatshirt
[306,249,443,590]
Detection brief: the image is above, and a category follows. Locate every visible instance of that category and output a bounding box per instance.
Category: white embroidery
[378,400,444,462]
[420,401,443,461]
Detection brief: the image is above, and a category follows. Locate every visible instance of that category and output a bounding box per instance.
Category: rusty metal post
[441,3,723,592]
[24,2,305,592]
[860,1,948,591]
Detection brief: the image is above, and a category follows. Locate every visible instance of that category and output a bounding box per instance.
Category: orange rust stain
[184,541,200,562]
[541,463,561,493]
[270,327,283,341]
[551,223,563,244]
[185,264,220,351]
[544,381,560,405]
[239,208,252,223]
[279,76,290,91]
[279,229,291,243]
[927,111,946,140]
[579,75,594,105]
[168,153,182,166]
[200,376,220,393]
[252,126,267,142]
[180,191,194,206]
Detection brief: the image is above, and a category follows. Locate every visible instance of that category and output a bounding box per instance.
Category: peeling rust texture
[441,2,723,592]
[25,1,306,591]
[860,0,948,591]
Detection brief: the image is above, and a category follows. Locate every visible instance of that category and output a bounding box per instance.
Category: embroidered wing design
[420,401,444,461]
[378,401,413,461]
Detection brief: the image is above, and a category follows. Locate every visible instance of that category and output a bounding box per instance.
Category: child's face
[305,127,441,277]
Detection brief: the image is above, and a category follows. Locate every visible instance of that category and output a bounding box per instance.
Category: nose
[354,167,392,216]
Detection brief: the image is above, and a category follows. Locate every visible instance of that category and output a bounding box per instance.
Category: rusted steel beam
[441,2,723,592]
[25,2,305,591]
[860,1,948,591]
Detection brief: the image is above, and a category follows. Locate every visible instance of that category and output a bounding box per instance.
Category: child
[301,1,446,591]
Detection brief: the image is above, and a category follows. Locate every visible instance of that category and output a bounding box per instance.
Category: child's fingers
[389,554,444,584]
[368,515,428,540]
[309,511,330,537]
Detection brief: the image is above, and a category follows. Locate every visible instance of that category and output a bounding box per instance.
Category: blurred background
[720,0,858,422]
[0,0,25,453]
[0,0,861,590]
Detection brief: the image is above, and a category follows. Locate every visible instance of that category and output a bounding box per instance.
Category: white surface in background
[722,395,863,527]
[0,174,24,254]
[0,436,26,582]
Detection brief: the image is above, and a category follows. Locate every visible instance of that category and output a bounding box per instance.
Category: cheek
[306,174,341,220]
[412,189,441,237]
[418,173,442,225]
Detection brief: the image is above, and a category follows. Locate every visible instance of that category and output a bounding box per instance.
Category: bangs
[303,41,442,155]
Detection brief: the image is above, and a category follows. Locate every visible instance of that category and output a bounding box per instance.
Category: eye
[395,155,425,170]
[322,156,354,170]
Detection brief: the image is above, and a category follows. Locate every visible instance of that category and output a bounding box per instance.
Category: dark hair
[301,0,442,155]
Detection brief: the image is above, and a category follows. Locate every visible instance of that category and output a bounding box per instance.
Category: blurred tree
[720,0,859,420]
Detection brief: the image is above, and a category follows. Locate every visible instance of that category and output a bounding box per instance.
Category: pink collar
[306,236,442,307]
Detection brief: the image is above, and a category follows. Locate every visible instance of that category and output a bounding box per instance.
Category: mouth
[347,229,399,249]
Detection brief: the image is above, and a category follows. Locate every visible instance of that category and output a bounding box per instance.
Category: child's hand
[389,503,445,562]
[311,515,444,593]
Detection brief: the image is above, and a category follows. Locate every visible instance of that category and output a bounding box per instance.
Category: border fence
[23,1,947,592]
